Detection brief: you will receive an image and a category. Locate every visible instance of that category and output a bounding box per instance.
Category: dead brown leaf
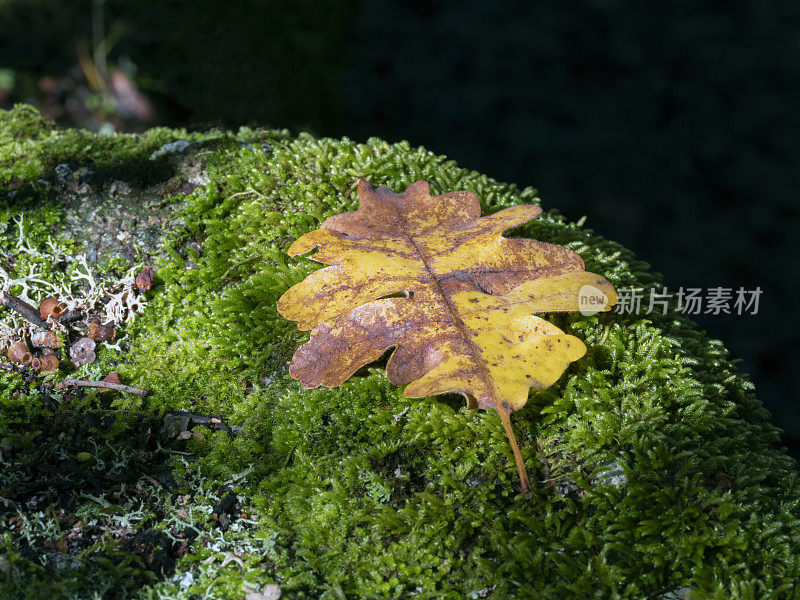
[278,179,617,496]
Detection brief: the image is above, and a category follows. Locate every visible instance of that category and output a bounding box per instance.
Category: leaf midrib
[397,215,500,408]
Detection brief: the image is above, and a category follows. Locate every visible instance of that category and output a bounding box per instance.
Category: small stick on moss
[54,308,84,324]
[0,291,48,329]
[56,378,148,396]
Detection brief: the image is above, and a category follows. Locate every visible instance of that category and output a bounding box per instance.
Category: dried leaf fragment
[278,179,618,497]
[39,298,66,320]
[244,584,281,600]
[31,355,59,371]
[87,322,117,341]
[70,337,96,367]
[99,372,122,393]
[7,341,31,364]
[103,372,122,385]
[135,266,154,291]
[31,331,62,349]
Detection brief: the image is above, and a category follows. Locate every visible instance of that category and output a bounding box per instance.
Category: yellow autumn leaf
[278,179,617,497]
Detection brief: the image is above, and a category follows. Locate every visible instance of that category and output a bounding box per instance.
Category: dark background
[2,0,798,458]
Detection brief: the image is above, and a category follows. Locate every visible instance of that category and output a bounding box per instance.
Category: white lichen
[0,215,148,351]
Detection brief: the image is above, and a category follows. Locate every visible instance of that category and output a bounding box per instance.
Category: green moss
[1,105,799,599]
[0,104,231,209]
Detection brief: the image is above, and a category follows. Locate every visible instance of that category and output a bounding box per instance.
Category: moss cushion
[1,105,798,599]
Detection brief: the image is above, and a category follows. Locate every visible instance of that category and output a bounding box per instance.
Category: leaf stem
[497,408,532,498]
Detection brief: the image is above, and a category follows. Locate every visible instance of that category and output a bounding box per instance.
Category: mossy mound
[1,105,798,599]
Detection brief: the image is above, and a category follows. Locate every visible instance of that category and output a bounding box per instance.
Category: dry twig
[56,378,148,396]
[0,291,48,329]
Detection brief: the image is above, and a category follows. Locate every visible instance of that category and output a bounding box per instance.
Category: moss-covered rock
[0,104,798,599]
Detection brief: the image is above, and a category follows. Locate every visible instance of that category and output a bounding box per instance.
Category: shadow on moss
[0,389,185,598]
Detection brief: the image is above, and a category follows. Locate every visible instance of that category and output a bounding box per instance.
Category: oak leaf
[278,180,617,497]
